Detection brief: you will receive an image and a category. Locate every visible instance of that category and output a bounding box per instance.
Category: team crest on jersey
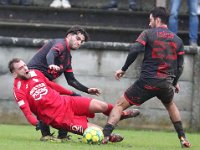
[17,81,21,89]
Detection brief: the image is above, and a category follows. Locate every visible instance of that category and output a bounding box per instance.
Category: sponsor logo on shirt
[30,83,48,100]
[156,31,174,39]
[70,125,84,134]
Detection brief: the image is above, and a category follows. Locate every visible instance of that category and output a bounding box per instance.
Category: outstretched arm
[44,76,74,95]
[121,42,144,72]
[64,72,101,96]
[20,103,39,126]
[115,42,144,80]
[13,91,38,126]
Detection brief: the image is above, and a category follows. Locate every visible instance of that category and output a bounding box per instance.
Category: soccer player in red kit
[9,58,139,142]
[102,7,191,148]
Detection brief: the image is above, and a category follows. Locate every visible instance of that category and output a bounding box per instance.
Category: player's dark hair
[8,58,21,73]
[149,7,169,24]
[66,25,90,42]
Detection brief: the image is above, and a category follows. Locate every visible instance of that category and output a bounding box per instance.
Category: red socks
[103,104,113,116]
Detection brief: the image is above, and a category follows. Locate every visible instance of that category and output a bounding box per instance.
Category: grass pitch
[0,124,199,150]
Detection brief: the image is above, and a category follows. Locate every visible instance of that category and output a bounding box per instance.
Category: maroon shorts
[124,79,174,105]
[50,96,94,135]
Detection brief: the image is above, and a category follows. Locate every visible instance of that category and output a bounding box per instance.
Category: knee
[163,101,173,108]
[189,3,198,16]
[169,12,178,19]
[100,102,109,112]
[170,7,179,18]
[189,11,198,16]
[115,96,130,110]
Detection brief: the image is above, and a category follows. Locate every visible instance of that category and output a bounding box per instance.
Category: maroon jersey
[136,26,184,82]
[28,38,89,93]
[13,70,73,126]
[122,26,185,105]
[136,27,184,84]
[28,39,72,80]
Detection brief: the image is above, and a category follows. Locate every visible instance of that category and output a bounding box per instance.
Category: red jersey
[13,70,73,126]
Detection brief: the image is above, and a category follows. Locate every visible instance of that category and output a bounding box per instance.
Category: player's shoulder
[52,38,65,44]
[51,38,66,51]
[170,33,184,47]
[137,29,149,39]
[141,29,150,34]
[13,78,26,93]
[29,69,44,78]
[164,28,182,42]
[140,28,154,37]
[174,34,183,43]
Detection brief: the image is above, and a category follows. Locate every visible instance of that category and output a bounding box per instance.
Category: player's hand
[35,120,42,131]
[88,88,101,96]
[48,64,60,71]
[174,83,180,93]
[115,69,125,80]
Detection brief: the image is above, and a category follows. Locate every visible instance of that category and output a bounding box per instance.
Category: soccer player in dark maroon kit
[28,26,100,96]
[9,58,139,142]
[28,26,102,141]
[102,7,191,148]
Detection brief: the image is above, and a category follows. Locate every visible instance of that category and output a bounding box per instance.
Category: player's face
[149,14,156,28]
[68,32,85,50]
[13,60,31,80]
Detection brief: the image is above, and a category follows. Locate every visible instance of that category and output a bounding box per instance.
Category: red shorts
[50,96,94,135]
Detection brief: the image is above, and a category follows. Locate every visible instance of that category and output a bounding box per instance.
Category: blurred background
[0,0,200,132]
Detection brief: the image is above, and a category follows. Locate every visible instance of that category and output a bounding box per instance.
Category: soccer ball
[82,127,104,144]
